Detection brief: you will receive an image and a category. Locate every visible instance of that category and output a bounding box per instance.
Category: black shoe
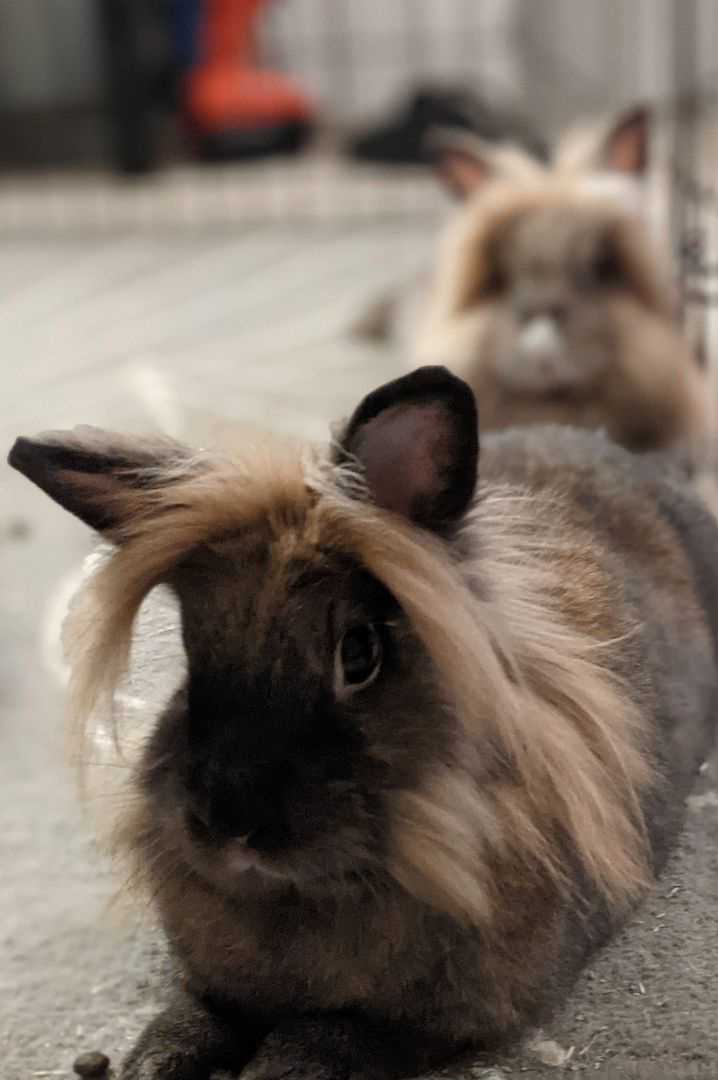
[346,84,546,165]
[193,118,314,163]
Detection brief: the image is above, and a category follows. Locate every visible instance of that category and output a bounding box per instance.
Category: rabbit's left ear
[7,427,188,535]
[600,106,651,176]
[427,127,542,199]
[431,139,495,200]
[338,366,479,532]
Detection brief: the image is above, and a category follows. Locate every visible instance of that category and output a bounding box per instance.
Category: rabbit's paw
[119,992,261,1080]
[119,1045,203,1080]
[242,1017,416,1080]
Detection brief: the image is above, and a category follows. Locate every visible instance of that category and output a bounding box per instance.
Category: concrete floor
[1,221,717,1080]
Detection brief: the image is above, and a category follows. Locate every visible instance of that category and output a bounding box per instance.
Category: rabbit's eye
[336,624,382,694]
[591,248,622,287]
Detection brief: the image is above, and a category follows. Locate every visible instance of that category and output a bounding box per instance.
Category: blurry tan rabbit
[358,108,713,455]
[8,366,718,1079]
[353,109,657,343]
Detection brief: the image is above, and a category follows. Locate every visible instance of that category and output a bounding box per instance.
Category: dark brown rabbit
[8,367,718,1080]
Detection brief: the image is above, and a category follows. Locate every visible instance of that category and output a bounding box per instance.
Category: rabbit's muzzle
[184,760,295,854]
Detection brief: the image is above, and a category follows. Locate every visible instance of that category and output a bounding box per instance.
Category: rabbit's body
[8,368,718,1080]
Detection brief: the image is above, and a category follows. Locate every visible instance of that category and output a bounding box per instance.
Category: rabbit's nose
[518,315,563,360]
[186,794,254,841]
[186,768,291,850]
[185,778,245,838]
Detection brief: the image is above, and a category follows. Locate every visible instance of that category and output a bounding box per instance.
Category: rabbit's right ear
[557,105,652,177]
[338,366,479,532]
[600,105,651,175]
[7,427,189,536]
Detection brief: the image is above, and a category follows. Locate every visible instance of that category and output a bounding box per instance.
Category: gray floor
[1,222,717,1080]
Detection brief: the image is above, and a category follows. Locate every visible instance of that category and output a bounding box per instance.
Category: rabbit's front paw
[119,1045,206,1080]
[242,1053,352,1080]
[119,992,260,1080]
[242,1017,411,1080]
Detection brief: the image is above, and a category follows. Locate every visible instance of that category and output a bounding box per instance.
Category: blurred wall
[263,0,520,124]
[0,0,518,121]
[0,0,100,107]
[519,0,718,134]
[0,0,715,131]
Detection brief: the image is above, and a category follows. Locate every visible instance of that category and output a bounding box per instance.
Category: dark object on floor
[96,0,174,175]
[347,85,546,166]
[73,1050,111,1078]
[194,114,312,162]
[6,518,30,541]
[185,0,315,162]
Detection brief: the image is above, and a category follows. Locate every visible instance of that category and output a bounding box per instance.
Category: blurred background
[2,4,718,1079]
[0,1,716,432]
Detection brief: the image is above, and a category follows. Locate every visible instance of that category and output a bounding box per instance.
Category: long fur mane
[64,438,653,928]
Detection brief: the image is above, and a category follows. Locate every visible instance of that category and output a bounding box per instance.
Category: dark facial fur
[8,367,718,1080]
[144,542,446,897]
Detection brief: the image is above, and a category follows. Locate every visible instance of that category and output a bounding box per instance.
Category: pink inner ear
[354,405,445,518]
[438,150,491,198]
[604,117,647,175]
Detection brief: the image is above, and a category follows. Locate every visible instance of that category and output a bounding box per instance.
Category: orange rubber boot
[185,0,314,160]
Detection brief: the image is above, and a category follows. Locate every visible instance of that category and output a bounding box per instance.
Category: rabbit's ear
[339,366,479,531]
[8,427,187,534]
[600,106,651,176]
[427,129,497,199]
[428,128,545,198]
[434,146,493,200]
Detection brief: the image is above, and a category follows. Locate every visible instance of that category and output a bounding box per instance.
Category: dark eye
[335,624,382,695]
[590,246,623,288]
[477,256,506,299]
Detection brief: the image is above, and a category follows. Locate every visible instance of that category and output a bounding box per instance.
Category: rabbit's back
[481,424,718,853]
